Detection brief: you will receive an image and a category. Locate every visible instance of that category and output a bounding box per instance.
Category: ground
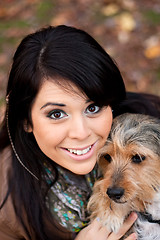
[0,0,160,121]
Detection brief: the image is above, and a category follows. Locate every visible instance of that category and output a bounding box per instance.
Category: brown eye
[47,110,67,120]
[88,105,96,112]
[104,154,112,163]
[132,154,146,164]
[53,111,61,118]
[86,104,100,114]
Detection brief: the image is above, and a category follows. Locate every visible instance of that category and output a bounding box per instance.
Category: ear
[24,120,32,133]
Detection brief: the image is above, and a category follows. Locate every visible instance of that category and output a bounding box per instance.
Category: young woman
[0,25,160,240]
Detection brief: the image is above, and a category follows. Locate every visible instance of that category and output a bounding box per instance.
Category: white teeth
[67,146,91,155]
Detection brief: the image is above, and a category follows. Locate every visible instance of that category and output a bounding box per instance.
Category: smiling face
[29,79,113,174]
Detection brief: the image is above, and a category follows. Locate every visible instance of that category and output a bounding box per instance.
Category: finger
[108,212,137,240]
[124,233,137,240]
[120,212,137,235]
[98,225,111,238]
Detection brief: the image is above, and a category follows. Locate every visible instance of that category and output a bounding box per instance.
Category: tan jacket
[0,147,30,239]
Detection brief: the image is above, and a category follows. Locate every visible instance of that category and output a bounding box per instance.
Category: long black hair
[0,25,160,240]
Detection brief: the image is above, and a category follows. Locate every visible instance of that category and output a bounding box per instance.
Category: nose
[68,116,91,140]
[106,187,124,201]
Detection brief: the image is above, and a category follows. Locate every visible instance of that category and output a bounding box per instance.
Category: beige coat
[0,147,30,239]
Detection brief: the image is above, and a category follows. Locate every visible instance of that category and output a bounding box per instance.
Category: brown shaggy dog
[88,113,160,240]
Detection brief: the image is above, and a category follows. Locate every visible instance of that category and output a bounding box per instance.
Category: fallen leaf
[116,12,136,31]
[144,44,160,59]
[101,3,119,16]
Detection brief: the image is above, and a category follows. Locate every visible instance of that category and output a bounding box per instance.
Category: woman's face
[29,80,113,174]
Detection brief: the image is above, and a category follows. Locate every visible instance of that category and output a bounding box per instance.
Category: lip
[61,142,97,161]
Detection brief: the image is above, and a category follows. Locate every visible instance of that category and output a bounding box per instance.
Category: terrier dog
[88,113,160,240]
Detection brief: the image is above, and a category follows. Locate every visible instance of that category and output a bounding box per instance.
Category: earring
[24,124,28,132]
[24,121,32,133]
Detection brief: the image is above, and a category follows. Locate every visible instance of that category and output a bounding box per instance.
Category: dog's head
[98,113,160,212]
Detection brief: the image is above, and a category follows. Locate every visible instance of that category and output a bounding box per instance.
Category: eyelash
[47,103,102,120]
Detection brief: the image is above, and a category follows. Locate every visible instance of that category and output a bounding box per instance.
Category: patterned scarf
[46,165,99,233]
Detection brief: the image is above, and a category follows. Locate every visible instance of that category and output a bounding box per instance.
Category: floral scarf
[46,165,99,233]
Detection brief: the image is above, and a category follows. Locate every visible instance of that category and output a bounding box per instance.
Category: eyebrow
[40,99,92,110]
[40,102,66,109]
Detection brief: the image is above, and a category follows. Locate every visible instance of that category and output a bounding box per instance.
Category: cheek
[33,125,67,148]
[31,117,65,150]
[101,119,112,138]
[98,110,113,139]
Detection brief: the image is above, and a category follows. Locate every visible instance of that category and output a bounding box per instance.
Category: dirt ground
[0,0,160,121]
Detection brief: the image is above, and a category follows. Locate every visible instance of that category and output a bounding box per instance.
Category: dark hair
[0,25,160,240]
[113,92,160,119]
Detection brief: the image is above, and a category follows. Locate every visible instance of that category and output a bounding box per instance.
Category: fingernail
[131,233,137,239]
[129,212,137,221]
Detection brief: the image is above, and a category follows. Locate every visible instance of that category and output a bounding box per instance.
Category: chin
[70,162,96,175]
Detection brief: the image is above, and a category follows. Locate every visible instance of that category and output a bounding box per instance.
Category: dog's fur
[88,113,160,240]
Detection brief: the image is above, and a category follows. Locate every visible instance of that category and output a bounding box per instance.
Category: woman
[0,25,160,240]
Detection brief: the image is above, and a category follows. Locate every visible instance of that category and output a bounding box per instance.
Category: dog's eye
[131,154,146,164]
[104,154,112,163]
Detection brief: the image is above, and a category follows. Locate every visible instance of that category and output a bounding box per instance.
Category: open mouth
[62,142,97,161]
[66,145,92,156]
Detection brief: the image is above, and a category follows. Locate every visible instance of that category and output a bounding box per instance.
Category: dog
[88,113,160,240]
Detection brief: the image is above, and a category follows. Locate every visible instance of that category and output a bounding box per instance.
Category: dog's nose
[106,187,124,200]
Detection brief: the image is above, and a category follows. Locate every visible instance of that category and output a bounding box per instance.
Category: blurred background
[0,0,160,121]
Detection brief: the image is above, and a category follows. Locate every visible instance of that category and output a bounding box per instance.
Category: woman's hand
[75,212,137,240]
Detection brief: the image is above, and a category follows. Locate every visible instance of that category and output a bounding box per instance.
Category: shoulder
[0,146,12,162]
[0,146,12,175]
[0,146,12,199]
[0,146,12,202]
[0,147,30,239]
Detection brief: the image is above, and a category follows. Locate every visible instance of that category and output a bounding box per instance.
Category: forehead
[35,79,87,102]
